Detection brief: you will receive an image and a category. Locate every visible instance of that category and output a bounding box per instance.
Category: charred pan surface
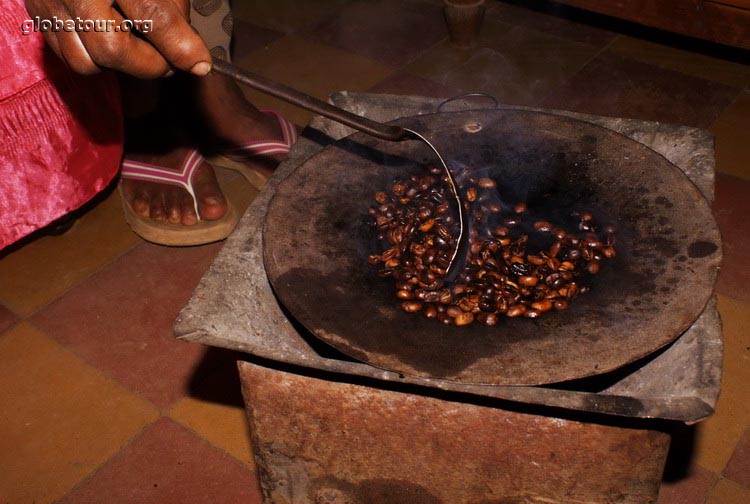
[263,109,721,386]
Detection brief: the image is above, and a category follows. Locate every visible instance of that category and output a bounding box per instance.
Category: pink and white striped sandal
[119,149,238,246]
[207,109,298,187]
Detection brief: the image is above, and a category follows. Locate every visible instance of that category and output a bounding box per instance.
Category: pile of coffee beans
[368,169,616,326]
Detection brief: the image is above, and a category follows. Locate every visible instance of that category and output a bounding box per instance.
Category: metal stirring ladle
[211,58,469,282]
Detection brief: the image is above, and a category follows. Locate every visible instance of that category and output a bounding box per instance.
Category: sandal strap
[221,109,298,159]
[121,149,204,220]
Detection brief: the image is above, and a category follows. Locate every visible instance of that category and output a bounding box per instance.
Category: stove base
[240,361,669,504]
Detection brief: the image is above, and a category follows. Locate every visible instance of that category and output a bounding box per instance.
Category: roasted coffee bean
[534,221,553,232]
[419,218,436,232]
[370,173,615,326]
[439,289,453,304]
[554,299,568,311]
[510,262,531,277]
[519,276,538,287]
[486,202,502,213]
[478,296,495,312]
[395,281,412,291]
[396,289,413,300]
[478,178,497,189]
[476,312,498,326]
[384,258,400,268]
[527,255,545,266]
[531,299,552,312]
[454,312,475,326]
[401,301,423,312]
[504,216,521,227]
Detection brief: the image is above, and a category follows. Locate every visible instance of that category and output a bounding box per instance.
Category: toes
[149,192,167,222]
[193,162,228,221]
[164,187,182,224]
[132,190,152,218]
[180,194,199,226]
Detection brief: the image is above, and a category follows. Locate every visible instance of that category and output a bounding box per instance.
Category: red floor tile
[714,173,750,303]
[725,429,750,488]
[659,465,718,504]
[369,72,462,99]
[32,242,223,409]
[0,303,18,334]
[231,20,284,60]
[303,0,447,67]
[56,417,262,504]
[542,52,740,128]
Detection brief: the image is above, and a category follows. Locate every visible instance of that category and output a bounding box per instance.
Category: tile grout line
[720,424,750,481]
[50,417,161,504]
[23,238,143,320]
[25,318,169,413]
[166,410,258,470]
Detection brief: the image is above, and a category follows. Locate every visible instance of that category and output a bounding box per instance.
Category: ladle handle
[211,59,410,142]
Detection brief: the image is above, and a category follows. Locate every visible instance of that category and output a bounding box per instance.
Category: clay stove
[175,93,722,504]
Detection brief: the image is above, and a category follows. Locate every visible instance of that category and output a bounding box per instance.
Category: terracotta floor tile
[0,189,140,317]
[235,35,394,127]
[711,90,750,180]
[56,417,261,504]
[231,0,352,34]
[169,349,255,468]
[487,2,616,47]
[0,303,18,334]
[659,464,718,504]
[406,21,599,106]
[714,173,750,303]
[231,19,284,60]
[692,295,750,473]
[368,71,462,99]
[706,477,750,504]
[32,241,223,410]
[608,36,750,89]
[303,0,446,67]
[0,323,158,504]
[725,429,750,487]
[542,52,740,128]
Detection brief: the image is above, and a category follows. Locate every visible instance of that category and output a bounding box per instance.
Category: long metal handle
[211,59,410,142]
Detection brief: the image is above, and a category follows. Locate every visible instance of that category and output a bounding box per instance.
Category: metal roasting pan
[262,109,721,386]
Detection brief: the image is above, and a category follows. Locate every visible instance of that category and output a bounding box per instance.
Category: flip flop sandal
[206,109,298,190]
[119,149,239,246]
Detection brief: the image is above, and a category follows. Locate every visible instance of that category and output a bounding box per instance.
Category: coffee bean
[454,312,475,326]
[401,301,423,313]
[507,305,526,317]
[478,178,497,189]
[370,174,615,326]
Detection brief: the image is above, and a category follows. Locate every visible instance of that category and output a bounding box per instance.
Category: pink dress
[1,0,123,249]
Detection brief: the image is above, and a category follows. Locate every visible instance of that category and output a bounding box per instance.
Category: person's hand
[24,0,212,78]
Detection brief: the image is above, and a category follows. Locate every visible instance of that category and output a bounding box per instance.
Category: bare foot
[195,73,293,177]
[120,73,294,226]
[121,147,228,225]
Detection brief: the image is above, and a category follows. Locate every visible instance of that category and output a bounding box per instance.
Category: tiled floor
[2,1,750,502]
